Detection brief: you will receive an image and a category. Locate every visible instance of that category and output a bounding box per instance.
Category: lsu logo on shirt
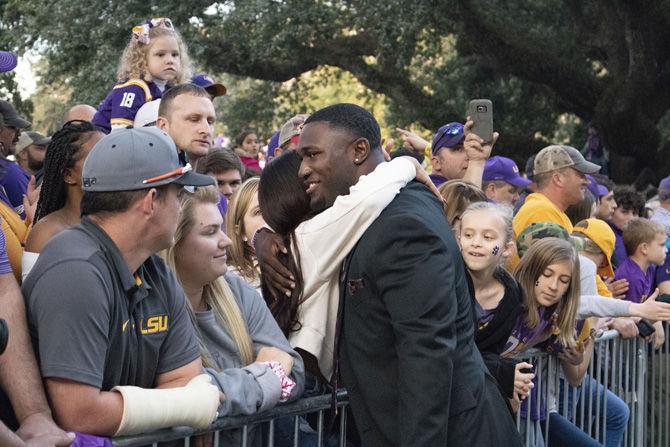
[122,315,169,335]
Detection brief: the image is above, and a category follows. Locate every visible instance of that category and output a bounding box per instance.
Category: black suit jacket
[339,181,513,446]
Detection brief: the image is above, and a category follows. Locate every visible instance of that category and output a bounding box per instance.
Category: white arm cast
[112,374,219,436]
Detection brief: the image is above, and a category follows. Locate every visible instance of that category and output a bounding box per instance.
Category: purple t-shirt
[609,222,627,268]
[92,79,164,133]
[429,173,447,187]
[0,158,29,218]
[501,306,556,358]
[0,224,12,275]
[615,258,656,303]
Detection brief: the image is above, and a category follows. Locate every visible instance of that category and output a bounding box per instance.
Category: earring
[354,158,359,163]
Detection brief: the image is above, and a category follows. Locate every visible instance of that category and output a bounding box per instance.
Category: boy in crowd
[609,186,645,267]
[481,156,531,206]
[615,218,667,347]
[196,148,245,219]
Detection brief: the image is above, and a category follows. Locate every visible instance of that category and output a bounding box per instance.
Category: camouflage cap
[533,144,600,176]
[516,221,580,257]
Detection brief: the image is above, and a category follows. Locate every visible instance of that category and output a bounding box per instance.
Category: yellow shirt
[509,193,574,270]
[0,201,28,282]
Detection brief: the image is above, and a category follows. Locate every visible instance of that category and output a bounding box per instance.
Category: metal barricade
[514,330,648,447]
[112,391,350,447]
[111,329,669,447]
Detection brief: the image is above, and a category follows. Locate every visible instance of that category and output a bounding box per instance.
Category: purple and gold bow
[131,17,174,45]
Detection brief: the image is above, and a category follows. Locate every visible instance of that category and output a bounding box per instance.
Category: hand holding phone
[467,99,493,144]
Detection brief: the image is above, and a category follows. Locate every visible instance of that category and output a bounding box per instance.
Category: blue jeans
[557,376,630,447]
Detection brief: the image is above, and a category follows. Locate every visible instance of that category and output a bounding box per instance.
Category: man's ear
[140,188,157,216]
[484,183,496,200]
[155,116,169,131]
[352,138,371,165]
[431,155,441,171]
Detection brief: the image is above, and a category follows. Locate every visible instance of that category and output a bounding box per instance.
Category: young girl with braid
[22,121,104,278]
[92,17,192,132]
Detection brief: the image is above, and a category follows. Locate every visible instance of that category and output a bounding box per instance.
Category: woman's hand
[513,362,534,399]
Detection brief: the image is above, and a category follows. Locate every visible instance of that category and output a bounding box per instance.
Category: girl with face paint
[459,202,532,404]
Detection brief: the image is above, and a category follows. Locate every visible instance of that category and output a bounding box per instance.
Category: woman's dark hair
[257,151,312,335]
[34,120,100,222]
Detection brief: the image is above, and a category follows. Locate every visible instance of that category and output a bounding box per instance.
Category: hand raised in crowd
[462,118,499,163]
[395,128,429,153]
[630,288,670,321]
[256,346,294,375]
[254,229,295,299]
[22,175,40,224]
[16,412,75,447]
[604,276,629,299]
[399,156,442,202]
[609,317,639,338]
[513,361,534,399]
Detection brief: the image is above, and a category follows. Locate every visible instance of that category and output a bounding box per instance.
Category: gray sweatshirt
[199,272,305,418]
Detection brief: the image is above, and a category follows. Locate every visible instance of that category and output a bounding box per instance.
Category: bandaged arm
[113,374,220,436]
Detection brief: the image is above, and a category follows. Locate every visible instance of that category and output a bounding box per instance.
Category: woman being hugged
[92,17,192,133]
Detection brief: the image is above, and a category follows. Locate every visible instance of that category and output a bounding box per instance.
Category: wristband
[251,225,274,251]
[264,361,296,402]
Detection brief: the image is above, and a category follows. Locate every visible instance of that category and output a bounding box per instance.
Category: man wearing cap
[157,84,215,167]
[482,156,531,205]
[23,127,220,436]
[593,177,617,221]
[191,74,227,99]
[15,131,49,176]
[0,100,31,218]
[513,144,601,241]
[429,122,468,186]
[275,114,309,158]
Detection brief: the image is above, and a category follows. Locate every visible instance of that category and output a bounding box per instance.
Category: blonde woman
[164,186,303,444]
[225,178,265,291]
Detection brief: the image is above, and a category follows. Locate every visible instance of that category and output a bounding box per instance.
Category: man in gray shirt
[23,128,221,436]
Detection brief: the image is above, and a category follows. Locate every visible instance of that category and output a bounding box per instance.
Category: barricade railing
[112,329,669,447]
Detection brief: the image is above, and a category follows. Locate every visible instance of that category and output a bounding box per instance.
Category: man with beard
[15,132,49,176]
[296,103,521,446]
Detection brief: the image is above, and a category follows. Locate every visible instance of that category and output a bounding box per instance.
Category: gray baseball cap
[82,127,215,192]
[534,144,601,176]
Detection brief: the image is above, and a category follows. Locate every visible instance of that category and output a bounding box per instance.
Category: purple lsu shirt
[92,80,163,133]
[0,158,29,218]
[615,257,656,303]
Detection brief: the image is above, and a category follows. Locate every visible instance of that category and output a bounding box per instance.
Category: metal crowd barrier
[112,329,670,447]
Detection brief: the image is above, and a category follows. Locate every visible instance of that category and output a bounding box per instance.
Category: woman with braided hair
[22,120,103,278]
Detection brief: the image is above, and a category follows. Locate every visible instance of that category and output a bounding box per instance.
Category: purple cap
[0,51,17,73]
[431,122,464,155]
[483,156,532,188]
[267,131,280,158]
[191,74,227,97]
[586,175,608,198]
[659,175,670,201]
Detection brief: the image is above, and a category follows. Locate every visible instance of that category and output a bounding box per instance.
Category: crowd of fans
[1,16,670,447]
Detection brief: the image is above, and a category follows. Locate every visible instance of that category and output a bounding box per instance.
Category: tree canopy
[4,0,670,183]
